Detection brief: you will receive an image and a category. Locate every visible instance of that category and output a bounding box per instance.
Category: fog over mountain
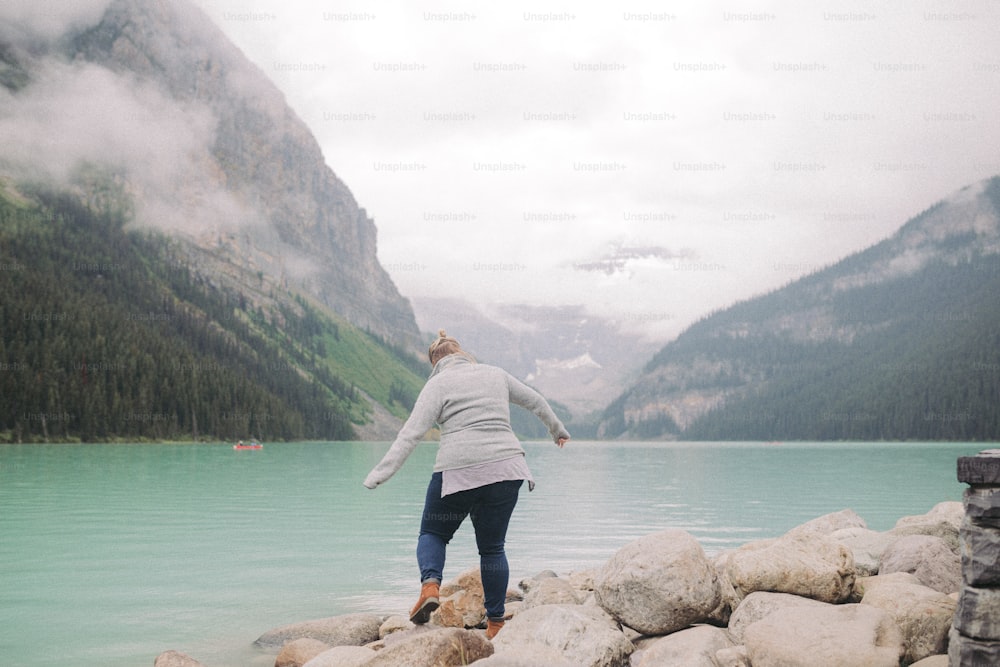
[0,0,420,346]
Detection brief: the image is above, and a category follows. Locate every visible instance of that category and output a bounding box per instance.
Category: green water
[0,440,985,666]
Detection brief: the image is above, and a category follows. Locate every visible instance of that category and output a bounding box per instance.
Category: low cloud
[573,240,696,275]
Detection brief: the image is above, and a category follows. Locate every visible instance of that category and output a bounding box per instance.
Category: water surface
[0,440,983,666]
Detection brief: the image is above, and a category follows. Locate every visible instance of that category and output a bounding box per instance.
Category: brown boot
[486,618,504,640]
[409,580,440,624]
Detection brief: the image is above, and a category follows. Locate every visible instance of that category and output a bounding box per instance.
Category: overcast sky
[26,0,1000,341]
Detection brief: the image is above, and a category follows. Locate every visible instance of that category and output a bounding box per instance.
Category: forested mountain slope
[0,186,425,443]
[597,177,1000,441]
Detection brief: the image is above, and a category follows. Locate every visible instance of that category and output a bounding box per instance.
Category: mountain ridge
[597,176,1000,441]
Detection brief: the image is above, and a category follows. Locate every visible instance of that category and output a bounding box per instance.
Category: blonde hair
[428,329,471,365]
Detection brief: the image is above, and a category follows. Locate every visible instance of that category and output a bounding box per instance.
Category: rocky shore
[156,502,965,667]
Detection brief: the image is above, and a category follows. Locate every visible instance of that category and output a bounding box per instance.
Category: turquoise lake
[0,440,986,666]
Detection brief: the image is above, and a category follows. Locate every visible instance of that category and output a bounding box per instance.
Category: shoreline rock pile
[156,502,965,667]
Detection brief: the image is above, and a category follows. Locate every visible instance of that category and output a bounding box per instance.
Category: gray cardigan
[363,354,570,489]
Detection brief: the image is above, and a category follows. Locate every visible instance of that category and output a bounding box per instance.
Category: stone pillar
[951,449,1000,666]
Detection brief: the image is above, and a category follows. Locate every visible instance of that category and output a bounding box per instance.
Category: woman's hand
[556,437,569,448]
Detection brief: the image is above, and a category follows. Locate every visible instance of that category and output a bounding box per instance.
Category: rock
[879,534,961,594]
[786,508,868,536]
[830,526,896,577]
[860,572,956,663]
[521,575,581,609]
[726,591,832,643]
[566,568,597,594]
[254,613,383,650]
[909,656,948,667]
[378,614,414,639]
[954,585,1000,640]
[362,627,493,666]
[153,651,205,667]
[275,638,329,667]
[433,566,485,628]
[963,486,1000,527]
[492,604,634,667]
[721,531,855,604]
[714,645,750,667]
[518,570,559,593]
[302,645,375,667]
[594,529,720,635]
[636,624,735,667]
[473,643,575,666]
[890,503,962,552]
[948,626,1000,667]
[960,516,1000,586]
[743,603,904,667]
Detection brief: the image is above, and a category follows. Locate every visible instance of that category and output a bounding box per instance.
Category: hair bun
[438,329,448,338]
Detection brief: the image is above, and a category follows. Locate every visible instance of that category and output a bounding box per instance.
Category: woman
[363,330,570,639]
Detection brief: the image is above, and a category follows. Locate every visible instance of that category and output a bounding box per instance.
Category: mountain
[597,177,1000,441]
[1,0,420,347]
[0,0,433,441]
[0,186,426,443]
[410,297,660,423]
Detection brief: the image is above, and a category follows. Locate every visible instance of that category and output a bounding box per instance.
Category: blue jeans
[416,472,523,621]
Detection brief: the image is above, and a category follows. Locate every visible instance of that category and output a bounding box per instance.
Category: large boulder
[635,624,735,667]
[726,591,832,643]
[721,531,855,604]
[594,529,720,635]
[830,526,896,577]
[879,534,961,594]
[521,575,582,609]
[860,572,956,663]
[275,638,329,667]
[473,643,575,666]
[786,508,868,537]
[890,502,962,552]
[254,613,383,649]
[743,603,904,667]
[492,604,634,667]
[302,645,375,667]
[362,627,493,666]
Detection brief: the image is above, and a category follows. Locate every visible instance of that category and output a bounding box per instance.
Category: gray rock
[721,531,855,604]
[960,517,1000,586]
[254,612,382,649]
[964,486,1000,527]
[362,627,493,666]
[743,603,904,667]
[492,604,634,667]
[302,645,375,667]
[594,529,720,635]
[636,624,734,667]
[860,572,955,663]
[879,534,961,594]
[153,651,205,667]
[954,585,1000,641]
[727,591,832,643]
[949,626,1000,667]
